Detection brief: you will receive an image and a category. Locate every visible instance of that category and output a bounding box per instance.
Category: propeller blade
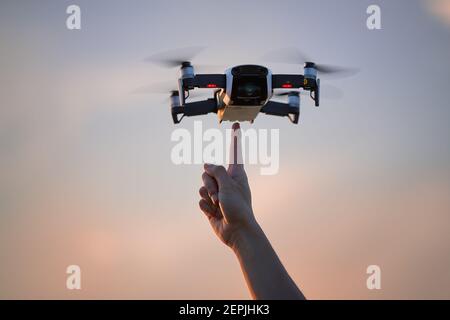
[274,84,344,100]
[165,90,210,100]
[263,47,359,78]
[274,91,298,97]
[144,46,206,68]
[132,82,212,100]
[131,80,175,94]
[194,64,227,73]
[262,47,309,65]
[315,64,359,77]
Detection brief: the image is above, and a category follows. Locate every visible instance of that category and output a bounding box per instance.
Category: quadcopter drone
[144,47,355,124]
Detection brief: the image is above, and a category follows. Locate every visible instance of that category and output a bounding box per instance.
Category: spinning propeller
[144,46,223,73]
[132,81,210,100]
[263,47,359,78]
[274,83,343,100]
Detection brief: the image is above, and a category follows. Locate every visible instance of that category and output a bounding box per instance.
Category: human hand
[199,123,259,249]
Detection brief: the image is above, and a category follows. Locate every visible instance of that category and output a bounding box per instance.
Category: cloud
[424,0,450,27]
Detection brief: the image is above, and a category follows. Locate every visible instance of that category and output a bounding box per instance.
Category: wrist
[230,219,266,254]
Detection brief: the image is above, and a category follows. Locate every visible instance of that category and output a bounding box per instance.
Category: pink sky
[1,0,450,299]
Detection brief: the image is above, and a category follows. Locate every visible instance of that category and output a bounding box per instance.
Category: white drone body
[169,62,321,124]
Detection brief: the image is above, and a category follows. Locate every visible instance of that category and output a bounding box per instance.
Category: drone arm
[260,101,299,124]
[272,74,305,89]
[272,74,320,107]
[171,99,217,124]
[190,74,226,89]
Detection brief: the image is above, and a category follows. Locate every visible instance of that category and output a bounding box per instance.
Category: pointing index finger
[227,122,245,177]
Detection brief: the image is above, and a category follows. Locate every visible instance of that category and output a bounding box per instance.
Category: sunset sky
[1,0,450,299]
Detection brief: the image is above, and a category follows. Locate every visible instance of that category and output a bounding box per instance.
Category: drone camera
[215,65,272,122]
[230,65,269,106]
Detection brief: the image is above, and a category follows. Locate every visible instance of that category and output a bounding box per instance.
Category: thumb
[204,164,232,190]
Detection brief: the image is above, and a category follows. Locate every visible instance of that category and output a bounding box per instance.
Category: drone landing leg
[172,99,217,124]
[260,101,299,124]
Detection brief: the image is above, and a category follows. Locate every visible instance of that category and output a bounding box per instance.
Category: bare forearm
[231,222,305,300]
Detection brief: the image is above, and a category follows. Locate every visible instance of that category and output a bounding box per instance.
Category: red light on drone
[207,83,217,88]
[282,83,293,88]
